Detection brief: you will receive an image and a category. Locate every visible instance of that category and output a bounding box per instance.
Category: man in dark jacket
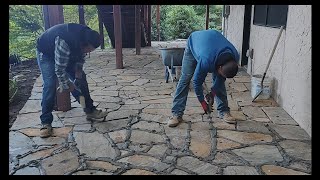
[36,23,108,138]
[168,29,239,127]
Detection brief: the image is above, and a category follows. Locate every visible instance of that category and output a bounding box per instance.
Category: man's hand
[200,101,209,114]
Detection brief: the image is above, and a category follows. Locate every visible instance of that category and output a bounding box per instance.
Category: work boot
[86,109,108,120]
[221,112,236,124]
[167,116,183,127]
[40,124,53,138]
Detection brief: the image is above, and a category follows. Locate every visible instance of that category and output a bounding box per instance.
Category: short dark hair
[83,28,101,48]
[221,60,238,78]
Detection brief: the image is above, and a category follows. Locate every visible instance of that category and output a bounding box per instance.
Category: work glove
[205,90,215,106]
[200,100,209,114]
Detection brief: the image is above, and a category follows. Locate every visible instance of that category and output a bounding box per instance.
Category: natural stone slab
[262,107,298,125]
[19,146,58,165]
[118,155,169,171]
[177,156,219,175]
[131,79,150,86]
[72,170,112,175]
[228,100,240,111]
[146,103,172,109]
[41,149,79,175]
[251,118,271,123]
[91,90,118,97]
[32,136,65,146]
[106,110,138,121]
[11,112,42,130]
[241,106,267,119]
[141,98,172,104]
[122,169,156,175]
[212,152,244,165]
[183,114,203,123]
[139,113,168,124]
[9,131,35,157]
[217,130,272,144]
[91,95,121,103]
[120,104,149,110]
[229,83,248,92]
[236,121,271,134]
[142,108,171,115]
[190,122,212,158]
[63,116,90,125]
[120,86,144,91]
[19,100,41,114]
[14,167,40,175]
[164,123,188,149]
[216,138,241,150]
[288,162,311,173]
[73,124,92,132]
[212,121,236,130]
[86,160,120,171]
[104,85,123,91]
[230,111,246,121]
[233,77,251,83]
[268,124,310,140]
[130,130,164,144]
[124,99,140,105]
[231,92,252,102]
[223,166,259,175]
[57,108,86,118]
[74,132,117,159]
[138,90,159,97]
[129,144,150,152]
[170,169,189,175]
[147,144,167,157]
[279,140,311,161]
[97,102,121,111]
[132,121,162,133]
[261,165,309,175]
[108,129,128,143]
[232,145,283,165]
[94,119,129,133]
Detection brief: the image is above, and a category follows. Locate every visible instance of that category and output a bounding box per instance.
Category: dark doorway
[241,5,252,66]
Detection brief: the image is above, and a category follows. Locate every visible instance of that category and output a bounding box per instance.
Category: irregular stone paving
[9,42,311,175]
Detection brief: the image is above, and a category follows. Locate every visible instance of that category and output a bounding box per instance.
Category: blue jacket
[188,29,240,102]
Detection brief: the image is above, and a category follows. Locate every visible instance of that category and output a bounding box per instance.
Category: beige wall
[224,5,312,136]
[224,5,245,63]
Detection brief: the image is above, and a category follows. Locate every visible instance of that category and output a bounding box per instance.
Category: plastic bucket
[251,74,273,99]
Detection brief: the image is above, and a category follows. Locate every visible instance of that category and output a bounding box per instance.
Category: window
[253,5,288,28]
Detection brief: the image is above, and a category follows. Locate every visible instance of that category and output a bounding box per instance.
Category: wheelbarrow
[159,47,185,83]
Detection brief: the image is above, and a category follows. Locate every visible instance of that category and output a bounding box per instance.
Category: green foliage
[165,5,203,40]
[9,5,44,59]
[151,5,223,41]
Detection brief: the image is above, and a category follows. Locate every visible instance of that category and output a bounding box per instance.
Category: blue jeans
[171,46,230,117]
[36,50,95,125]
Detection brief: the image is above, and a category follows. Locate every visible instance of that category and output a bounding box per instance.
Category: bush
[165,6,203,40]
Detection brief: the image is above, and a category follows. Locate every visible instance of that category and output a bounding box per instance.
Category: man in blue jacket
[168,29,239,127]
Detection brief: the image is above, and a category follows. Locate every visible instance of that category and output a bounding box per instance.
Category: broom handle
[263,26,284,75]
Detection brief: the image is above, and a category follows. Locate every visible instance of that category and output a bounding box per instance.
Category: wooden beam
[135,5,141,55]
[98,10,105,49]
[78,5,85,25]
[156,5,160,41]
[205,5,210,30]
[42,5,70,112]
[147,5,151,46]
[113,5,123,69]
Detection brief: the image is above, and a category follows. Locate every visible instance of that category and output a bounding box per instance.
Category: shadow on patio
[9,41,311,175]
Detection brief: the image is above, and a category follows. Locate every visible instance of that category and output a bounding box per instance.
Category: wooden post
[113,5,123,69]
[42,5,71,112]
[205,5,210,30]
[135,5,141,55]
[147,5,151,46]
[156,5,160,41]
[78,5,85,25]
[98,10,105,49]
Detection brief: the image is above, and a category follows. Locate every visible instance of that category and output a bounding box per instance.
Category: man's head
[81,28,101,53]
[217,53,238,78]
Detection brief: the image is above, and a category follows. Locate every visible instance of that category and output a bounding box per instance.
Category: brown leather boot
[40,124,53,138]
[167,116,183,127]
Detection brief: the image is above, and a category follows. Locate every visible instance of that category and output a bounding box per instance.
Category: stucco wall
[225,5,312,136]
[224,5,245,63]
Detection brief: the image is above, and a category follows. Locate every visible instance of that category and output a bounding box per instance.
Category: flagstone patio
[9,41,311,175]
